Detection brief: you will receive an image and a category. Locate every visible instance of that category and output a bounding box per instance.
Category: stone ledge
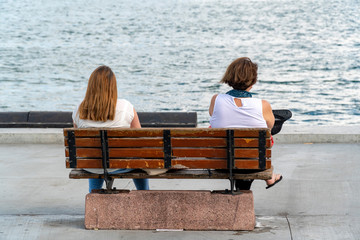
[0,128,63,144]
[85,190,255,231]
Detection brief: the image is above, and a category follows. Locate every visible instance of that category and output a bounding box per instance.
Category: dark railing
[0,110,291,135]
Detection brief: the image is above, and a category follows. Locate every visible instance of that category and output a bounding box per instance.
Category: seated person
[209,57,282,189]
[72,65,149,192]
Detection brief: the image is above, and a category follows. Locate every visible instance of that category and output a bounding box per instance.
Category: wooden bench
[64,128,273,194]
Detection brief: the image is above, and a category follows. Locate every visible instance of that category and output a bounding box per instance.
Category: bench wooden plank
[172,138,271,148]
[65,148,270,159]
[172,148,271,158]
[63,128,270,138]
[66,159,271,169]
[69,167,273,180]
[64,128,165,137]
[64,137,271,148]
[65,138,164,147]
[65,148,164,158]
[169,128,270,138]
[171,159,271,169]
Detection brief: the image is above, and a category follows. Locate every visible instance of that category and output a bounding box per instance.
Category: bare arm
[130,108,142,128]
[209,94,218,116]
[262,100,275,129]
[73,122,78,128]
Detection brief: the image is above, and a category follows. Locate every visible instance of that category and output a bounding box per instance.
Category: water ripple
[0,0,359,126]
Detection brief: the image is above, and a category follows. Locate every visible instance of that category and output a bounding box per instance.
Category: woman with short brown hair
[209,57,282,189]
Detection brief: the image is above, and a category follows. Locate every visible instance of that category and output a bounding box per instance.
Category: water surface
[0,0,359,126]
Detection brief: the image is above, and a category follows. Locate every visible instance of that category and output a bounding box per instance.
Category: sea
[0,0,359,126]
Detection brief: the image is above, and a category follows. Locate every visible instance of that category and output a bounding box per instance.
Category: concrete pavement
[0,127,359,239]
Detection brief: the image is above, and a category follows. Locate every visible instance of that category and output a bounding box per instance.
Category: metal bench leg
[105,177,114,191]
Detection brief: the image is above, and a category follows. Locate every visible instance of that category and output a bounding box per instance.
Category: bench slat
[69,167,273,180]
[172,148,271,158]
[64,137,271,148]
[65,138,164,148]
[172,138,271,148]
[66,158,271,169]
[170,128,270,138]
[64,128,164,137]
[65,148,270,159]
[63,128,270,138]
[65,148,164,158]
[171,159,271,169]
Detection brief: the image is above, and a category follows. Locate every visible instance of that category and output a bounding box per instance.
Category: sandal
[266,174,283,189]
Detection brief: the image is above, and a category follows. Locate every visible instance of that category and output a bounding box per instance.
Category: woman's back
[210,94,267,128]
[73,99,134,128]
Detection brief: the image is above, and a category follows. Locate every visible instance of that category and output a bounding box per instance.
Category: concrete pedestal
[85,190,255,230]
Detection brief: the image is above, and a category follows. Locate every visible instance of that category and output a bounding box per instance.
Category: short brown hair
[78,66,118,121]
[220,57,258,90]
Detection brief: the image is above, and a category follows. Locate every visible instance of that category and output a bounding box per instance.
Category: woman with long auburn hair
[209,57,282,190]
[73,65,149,192]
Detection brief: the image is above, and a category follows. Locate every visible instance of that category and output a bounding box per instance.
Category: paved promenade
[0,126,359,239]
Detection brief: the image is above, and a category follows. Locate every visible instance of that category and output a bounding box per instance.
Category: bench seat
[69,167,273,180]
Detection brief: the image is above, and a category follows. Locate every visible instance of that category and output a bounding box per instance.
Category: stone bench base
[85,190,255,231]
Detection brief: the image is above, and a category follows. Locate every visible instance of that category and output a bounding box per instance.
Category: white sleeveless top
[72,99,134,128]
[210,94,267,128]
[72,99,134,174]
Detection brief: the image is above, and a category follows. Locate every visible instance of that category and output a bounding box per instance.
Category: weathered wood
[171,148,270,158]
[171,138,271,148]
[66,159,165,169]
[64,128,273,175]
[64,128,165,137]
[63,128,271,138]
[64,137,271,148]
[65,148,164,158]
[66,158,271,169]
[69,167,273,180]
[65,138,164,148]
[170,128,270,138]
[65,148,270,159]
[171,159,271,169]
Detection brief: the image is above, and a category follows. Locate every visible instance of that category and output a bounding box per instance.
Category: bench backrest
[64,128,271,171]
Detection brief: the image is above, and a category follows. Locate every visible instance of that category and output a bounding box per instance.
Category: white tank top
[72,99,134,128]
[210,94,267,128]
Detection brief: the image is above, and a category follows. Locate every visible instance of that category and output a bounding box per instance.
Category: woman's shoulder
[117,98,132,105]
[116,99,133,109]
[260,99,273,112]
[115,99,134,119]
[260,99,271,106]
[72,101,82,121]
[211,93,227,100]
[211,94,219,101]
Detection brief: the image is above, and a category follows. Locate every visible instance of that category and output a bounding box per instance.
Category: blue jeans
[88,169,149,192]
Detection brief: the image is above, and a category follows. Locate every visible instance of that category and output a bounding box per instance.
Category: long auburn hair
[220,57,258,90]
[78,66,117,121]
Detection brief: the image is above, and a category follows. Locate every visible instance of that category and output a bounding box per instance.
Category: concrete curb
[0,126,359,144]
[0,129,64,144]
[273,125,360,143]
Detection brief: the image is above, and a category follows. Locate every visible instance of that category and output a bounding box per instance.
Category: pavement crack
[285,215,294,240]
